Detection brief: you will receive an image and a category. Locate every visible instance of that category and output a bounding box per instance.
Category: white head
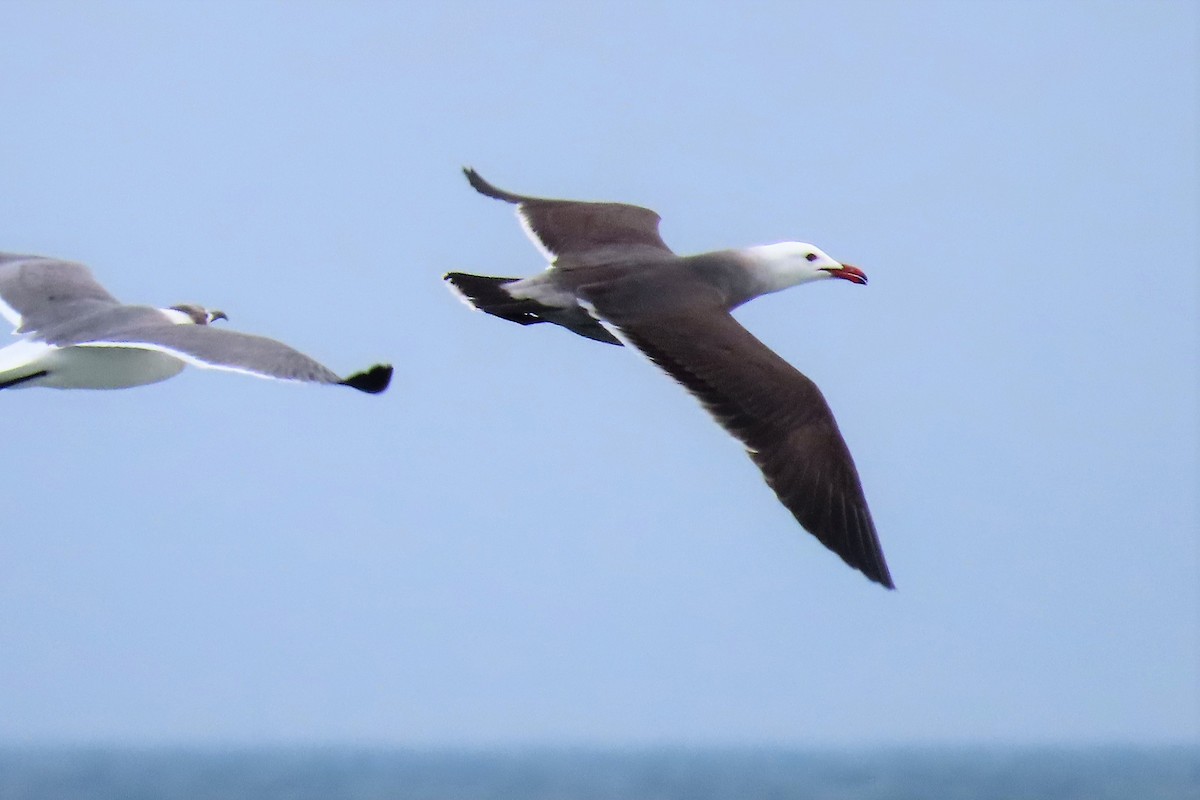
[166,304,229,325]
[742,242,867,295]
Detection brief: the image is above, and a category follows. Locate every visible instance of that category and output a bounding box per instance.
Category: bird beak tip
[837,264,868,285]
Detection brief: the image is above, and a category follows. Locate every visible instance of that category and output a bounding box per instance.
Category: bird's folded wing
[81,325,346,385]
[591,304,893,588]
[0,257,120,333]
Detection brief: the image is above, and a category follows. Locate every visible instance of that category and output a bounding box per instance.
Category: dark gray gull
[0,253,392,393]
[445,169,891,589]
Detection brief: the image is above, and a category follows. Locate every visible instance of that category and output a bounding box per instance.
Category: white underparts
[0,338,53,374]
[0,342,185,389]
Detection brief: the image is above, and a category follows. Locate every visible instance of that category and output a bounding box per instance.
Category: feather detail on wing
[590,302,893,588]
[463,169,673,261]
[0,256,120,333]
[77,325,347,385]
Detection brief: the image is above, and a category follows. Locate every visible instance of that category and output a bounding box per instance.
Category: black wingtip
[848,541,894,590]
[462,167,523,204]
[341,364,393,394]
[865,547,896,590]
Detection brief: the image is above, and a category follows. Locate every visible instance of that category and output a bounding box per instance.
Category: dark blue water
[1,746,1196,800]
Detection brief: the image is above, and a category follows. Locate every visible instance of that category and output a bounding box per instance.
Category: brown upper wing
[464,168,673,259]
[589,298,893,588]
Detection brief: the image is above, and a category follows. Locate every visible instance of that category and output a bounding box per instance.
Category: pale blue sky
[0,1,1196,746]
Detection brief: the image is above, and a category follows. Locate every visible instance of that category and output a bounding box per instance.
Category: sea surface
[0,746,1196,800]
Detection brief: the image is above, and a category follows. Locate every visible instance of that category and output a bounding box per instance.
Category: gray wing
[584,289,893,588]
[464,169,674,260]
[0,255,121,333]
[84,323,391,391]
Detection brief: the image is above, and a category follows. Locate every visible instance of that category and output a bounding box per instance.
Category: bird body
[0,253,392,394]
[446,169,891,588]
[0,337,185,390]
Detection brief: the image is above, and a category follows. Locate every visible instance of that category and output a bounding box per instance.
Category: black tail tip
[341,364,393,394]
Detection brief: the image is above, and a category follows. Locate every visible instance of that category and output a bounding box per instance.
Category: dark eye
[805,252,819,262]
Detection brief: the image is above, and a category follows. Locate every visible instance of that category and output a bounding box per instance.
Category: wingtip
[462,167,522,204]
[341,364,393,394]
[865,561,896,590]
[462,165,486,192]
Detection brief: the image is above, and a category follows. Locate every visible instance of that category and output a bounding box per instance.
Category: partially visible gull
[446,169,890,588]
[0,253,392,394]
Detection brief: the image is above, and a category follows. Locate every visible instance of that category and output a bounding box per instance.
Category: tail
[444,272,622,346]
[444,272,548,327]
